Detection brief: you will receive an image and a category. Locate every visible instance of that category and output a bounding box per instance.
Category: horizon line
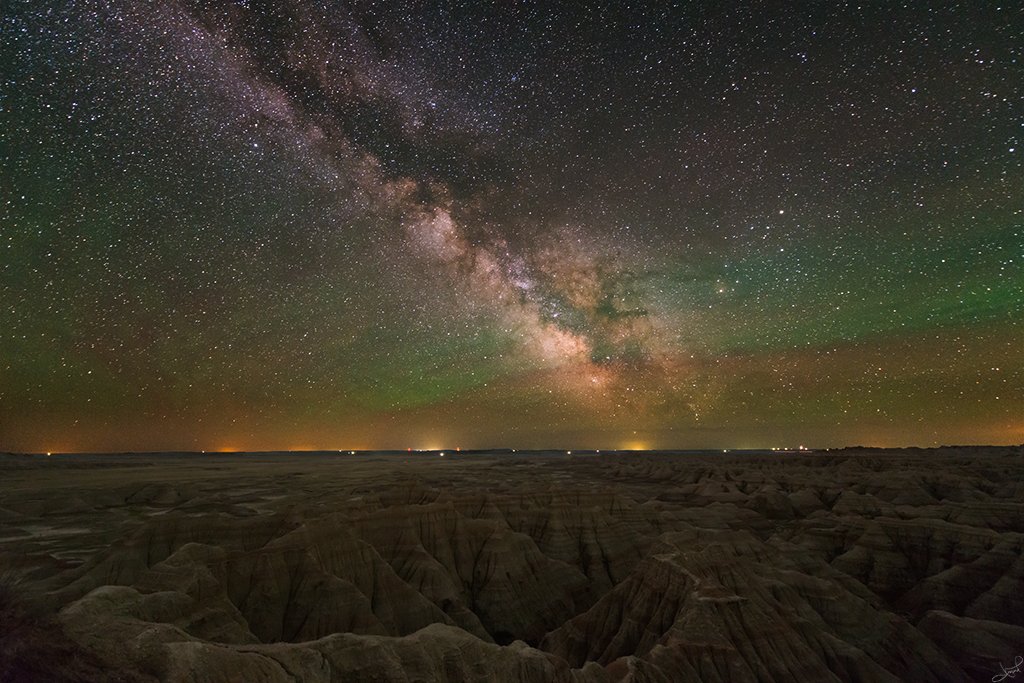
[6,444,1020,458]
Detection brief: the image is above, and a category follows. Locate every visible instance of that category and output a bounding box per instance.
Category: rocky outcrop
[57,586,607,683]
[542,527,968,682]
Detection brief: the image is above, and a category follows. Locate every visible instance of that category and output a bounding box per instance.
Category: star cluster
[2,1,1021,452]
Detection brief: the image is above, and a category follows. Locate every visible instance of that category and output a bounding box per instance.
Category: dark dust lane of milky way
[3,2,1022,453]
[1,447,1023,682]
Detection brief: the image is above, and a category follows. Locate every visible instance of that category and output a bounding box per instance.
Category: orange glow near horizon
[3,412,1021,454]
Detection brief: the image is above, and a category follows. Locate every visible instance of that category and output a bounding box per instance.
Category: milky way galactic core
[3,2,1021,452]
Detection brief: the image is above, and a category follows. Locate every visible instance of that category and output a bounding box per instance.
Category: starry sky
[3,1,1021,453]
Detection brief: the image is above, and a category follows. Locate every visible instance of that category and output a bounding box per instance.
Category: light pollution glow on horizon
[3,2,1021,454]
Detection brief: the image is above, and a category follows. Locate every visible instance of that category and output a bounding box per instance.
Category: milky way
[3,1,1021,452]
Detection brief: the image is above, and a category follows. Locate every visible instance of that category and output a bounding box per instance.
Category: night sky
[3,1,1021,453]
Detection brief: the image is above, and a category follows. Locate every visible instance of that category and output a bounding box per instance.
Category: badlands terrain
[1,446,1022,682]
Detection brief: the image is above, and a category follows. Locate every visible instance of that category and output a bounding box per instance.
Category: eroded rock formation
[1,446,1021,682]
